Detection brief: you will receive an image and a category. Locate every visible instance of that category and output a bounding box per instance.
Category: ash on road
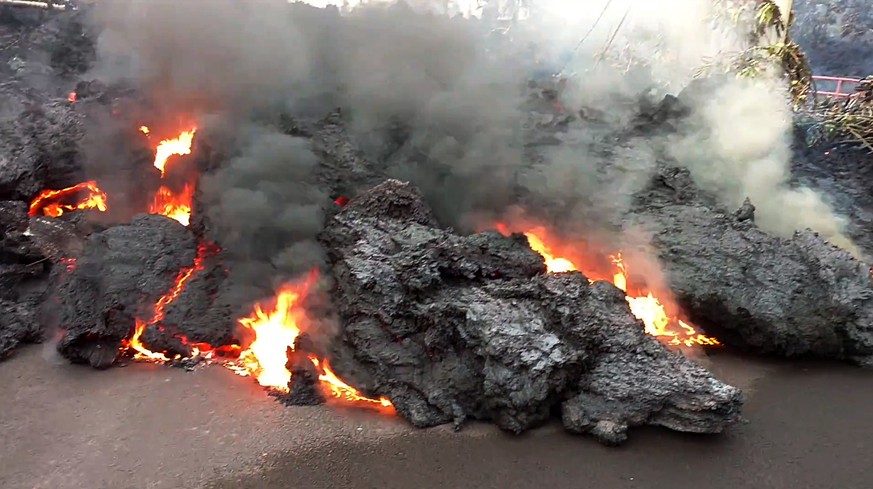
[1,347,871,489]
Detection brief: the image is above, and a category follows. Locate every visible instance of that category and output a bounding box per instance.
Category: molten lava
[60,257,77,272]
[28,181,108,217]
[312,358,393,408]
[236,279,313,390]
[148,128,197,176]
[519,227,577,273]
[67,91,76,103]
[234,271,392,409]
[139,126,198,225]
[122,243,214,361]
[149,184,194,226]
[497,224,719,348]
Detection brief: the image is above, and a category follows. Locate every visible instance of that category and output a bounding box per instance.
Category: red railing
[813,75,862,99]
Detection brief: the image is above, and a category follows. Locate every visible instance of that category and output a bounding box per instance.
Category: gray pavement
[1,346,872,489]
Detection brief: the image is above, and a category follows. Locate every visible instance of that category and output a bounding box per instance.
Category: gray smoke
[84,0,863,313]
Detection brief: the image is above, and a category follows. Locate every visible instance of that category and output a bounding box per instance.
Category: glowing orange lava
[28,181,108,217]
[312,357,393,408]
[234,270,393,409]
[236,278,314,390]
[149,184,194,226]
[149,128,196,176]
[122,243,213,361]
[497,224,720,348]
[139,127,198,225]
[517,226,577,273]
[67,91,76,103]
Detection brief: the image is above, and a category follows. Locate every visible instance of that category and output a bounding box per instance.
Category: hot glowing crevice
[123,263,392,411]
[311,357,393,408]
[149,184,194,226]
[122,243,216,361]
[28,181,109,217]
[140,126,197,225]
[497,224,720,348]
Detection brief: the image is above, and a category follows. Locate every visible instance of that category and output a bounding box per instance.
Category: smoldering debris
[318,179,743,444]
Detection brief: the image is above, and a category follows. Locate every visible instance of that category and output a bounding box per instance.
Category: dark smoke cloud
[197,123,327,307]
[85,0,538,312]
[84,0,863,316]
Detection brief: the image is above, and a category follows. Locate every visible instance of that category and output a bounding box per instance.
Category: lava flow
[140,126,197,226]
[147,128,197,176]
[497,224,720,347]
[149,184,194,227]
[235,271,393,410]
[28,181,108,217]
[122,243,215,361]
[122,260,392,410]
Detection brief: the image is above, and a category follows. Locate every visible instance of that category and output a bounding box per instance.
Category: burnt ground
[1,345,871,489]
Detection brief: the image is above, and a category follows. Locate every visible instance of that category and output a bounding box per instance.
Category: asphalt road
[1,346,871,489]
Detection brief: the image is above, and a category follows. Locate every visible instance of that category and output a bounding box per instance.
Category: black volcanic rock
[0,98,85,202]
[0,201,50,359]
[319,179,743,445]
[629,165,873,366]
[53,214,197,368]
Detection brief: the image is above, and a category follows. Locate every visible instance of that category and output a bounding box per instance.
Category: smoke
[83,0,862,314]
[669,77,859,255]
[196,121,328,308]
[526,0,859,254]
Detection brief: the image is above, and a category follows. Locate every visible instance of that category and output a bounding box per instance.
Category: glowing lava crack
[122,263,392,411]
[497,224,720,348]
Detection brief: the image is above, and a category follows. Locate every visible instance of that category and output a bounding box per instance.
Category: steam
[670,77,859,255]
[83,0,863,311]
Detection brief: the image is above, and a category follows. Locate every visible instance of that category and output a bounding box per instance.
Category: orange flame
[233,270,393,409]
[518,226,577,273]
[311,357,393,408]
[236,278,313,390]
[152,129,196,176]
[28,181,108,217]
[497,224,720,348]
[149,184,193,226]
[67,91,76,103]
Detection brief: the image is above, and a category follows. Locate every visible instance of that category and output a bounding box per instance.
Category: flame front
[233,271,393,409]
[312,357,393,408]
[149,184,193,226]
[149,128,196,176]
[28,181,108,217]
[521,227,577,273]
[498,224,719,348]
[140,127,197,225]
[236,282,311,390]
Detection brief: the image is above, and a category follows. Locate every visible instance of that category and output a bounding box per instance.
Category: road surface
[1,345,871,489]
